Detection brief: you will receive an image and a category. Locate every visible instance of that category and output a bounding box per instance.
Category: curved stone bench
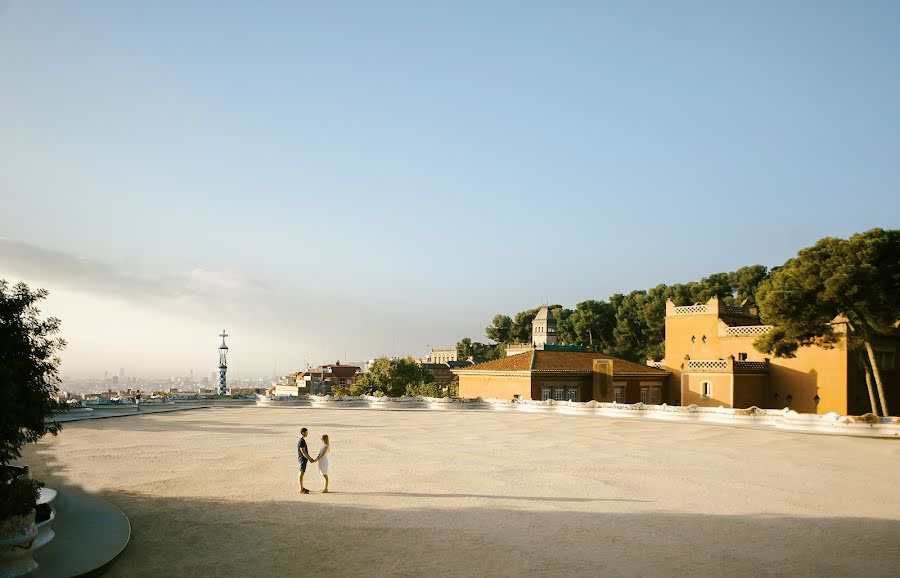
[34,488,57,550]
[32,488,130,577]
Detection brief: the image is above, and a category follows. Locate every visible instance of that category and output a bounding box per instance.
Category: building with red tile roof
[453,349,670,403]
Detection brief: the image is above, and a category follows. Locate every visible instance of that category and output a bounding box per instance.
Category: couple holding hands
[297,427,331,493]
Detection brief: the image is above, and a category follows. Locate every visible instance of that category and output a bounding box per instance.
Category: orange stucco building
[454,350,671,403]
[662,297,899,415]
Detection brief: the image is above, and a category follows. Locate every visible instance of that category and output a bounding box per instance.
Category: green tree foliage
[567,300,616,351]
[610,291,655,361]
[350,357,436,397]
[729,265,769,304]
[404,381,443,398]
[509,308,541,343]
[455,338,503,361]
[754,229,900,416]
[1,281,65,468]
[446,375,459,398]
[479,266,772,363]
[485,314,512,344]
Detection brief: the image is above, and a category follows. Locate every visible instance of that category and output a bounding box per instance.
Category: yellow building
[454,350,670,403]
[662,297,898,415]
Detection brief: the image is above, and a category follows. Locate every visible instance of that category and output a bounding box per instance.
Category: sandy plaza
[20,407,900,577]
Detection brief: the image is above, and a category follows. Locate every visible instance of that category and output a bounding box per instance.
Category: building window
[542,387,550,401]
[738,352,748,361]
[614,386,625,403]
[857,349,896,372]
[701,381,713,398]
[875,349,896,371]
[554,388,565,401]
[567,389,577,402]
[640,386,660,404]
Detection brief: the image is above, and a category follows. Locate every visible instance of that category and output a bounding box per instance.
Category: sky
[1,1,898,378]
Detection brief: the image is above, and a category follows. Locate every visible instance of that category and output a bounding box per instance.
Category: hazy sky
[1,1,898,377]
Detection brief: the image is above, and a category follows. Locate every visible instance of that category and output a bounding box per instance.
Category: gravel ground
[21,406,900,577]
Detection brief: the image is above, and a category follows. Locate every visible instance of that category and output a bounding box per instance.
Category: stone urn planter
[0,467,42,577]
[0,510,38,578]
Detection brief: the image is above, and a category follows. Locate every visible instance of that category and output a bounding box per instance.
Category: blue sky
[1,1,898,376]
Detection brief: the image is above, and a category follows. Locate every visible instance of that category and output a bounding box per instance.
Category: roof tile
[462,350,668,376]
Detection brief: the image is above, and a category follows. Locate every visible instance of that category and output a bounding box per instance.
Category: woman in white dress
[316,434,330,493]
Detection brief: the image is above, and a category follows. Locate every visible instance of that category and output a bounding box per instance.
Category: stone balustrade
[685,359,729,371]
[724,325,773,337]
[672,304,709,315]
[733,361,768,373]
[254,395,900,438]
[684,358,769,374]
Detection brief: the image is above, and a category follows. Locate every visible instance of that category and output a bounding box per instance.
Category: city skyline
[2,1,899,376]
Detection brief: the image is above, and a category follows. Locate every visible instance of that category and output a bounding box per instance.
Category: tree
[456,337,474,360]
[693,272,734,303]
[550,306,575,343]
[485,314,512,344]
[509,308,541,343]
[611,291,653,362]
[404,381,442,398]
[351,357,435,397]
[456,338,502,361]
[728,265,769,304]
[568,299,616,352]
[446,375,460,398]
[754,229,900,416]
[1,281,65,519]
[1,281,65,468]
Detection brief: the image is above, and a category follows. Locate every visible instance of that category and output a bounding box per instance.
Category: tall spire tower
[217,330,229,395]
[532,306,557,347]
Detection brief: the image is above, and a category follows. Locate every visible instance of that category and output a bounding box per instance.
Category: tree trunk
[862,334,889,417]
[860,353,879,416]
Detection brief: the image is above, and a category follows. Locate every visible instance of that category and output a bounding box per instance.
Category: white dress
[317,445,329,475]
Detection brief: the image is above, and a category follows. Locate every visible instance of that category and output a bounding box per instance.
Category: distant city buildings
[273,362,362,396]
[427,348,457,364]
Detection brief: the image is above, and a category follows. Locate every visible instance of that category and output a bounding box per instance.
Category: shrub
[447,376,460,398]
[405,381,442,398]
[331,383,352,397]
[0,476,43,520]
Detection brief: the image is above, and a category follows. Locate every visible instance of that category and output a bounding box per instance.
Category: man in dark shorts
[297,427,314,494]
